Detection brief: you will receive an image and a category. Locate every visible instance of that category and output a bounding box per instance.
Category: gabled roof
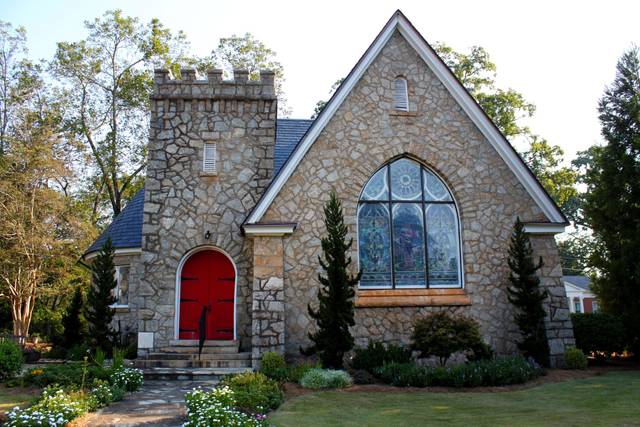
[563,275,591,291]
[245,10,568,226]
[85,188,145,255]
[84,119,312,257]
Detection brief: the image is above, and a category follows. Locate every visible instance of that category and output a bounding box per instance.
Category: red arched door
[179,250,235,340]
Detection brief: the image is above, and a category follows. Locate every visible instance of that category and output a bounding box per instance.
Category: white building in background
[564,275,599,314]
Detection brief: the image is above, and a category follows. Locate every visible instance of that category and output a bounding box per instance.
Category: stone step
[169,340,239,347]
[157,345,240,354]
[144,352,251,361]
[136,358,252,369]
[142,367,251,381]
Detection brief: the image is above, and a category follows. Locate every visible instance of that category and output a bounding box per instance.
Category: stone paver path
[75,380,218,427]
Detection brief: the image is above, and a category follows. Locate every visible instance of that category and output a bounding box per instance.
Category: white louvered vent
[394,77,409,111]
[203,142,217,174]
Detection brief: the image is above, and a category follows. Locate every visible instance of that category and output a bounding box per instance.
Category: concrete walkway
[75,379,218,427]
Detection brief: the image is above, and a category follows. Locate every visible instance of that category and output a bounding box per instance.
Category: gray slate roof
[85,119,313,256]
[563,275,591,291]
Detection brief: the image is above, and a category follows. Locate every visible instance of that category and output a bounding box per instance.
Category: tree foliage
[86,238,117,352]
[557,232,594,276]
[52,10,189,219]
[583,47,640,354]
[306,191,361,368]
[506,218,550,366]
[199,33,290,116]
[311,78,344,119]
[60,286,87,348]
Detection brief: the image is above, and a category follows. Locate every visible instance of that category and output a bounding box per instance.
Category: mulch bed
[283,367,628,398]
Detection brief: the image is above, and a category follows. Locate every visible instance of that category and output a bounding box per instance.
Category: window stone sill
[200,171,218,177]
[111,305,130,313]
[355,288,470,308]
[389,110,419,117]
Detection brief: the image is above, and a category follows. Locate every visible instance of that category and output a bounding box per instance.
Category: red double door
[179,250,235,340]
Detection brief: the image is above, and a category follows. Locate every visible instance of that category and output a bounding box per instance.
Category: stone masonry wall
[261,31,573,361]
[251,236,285,368]
[137,69,277,352]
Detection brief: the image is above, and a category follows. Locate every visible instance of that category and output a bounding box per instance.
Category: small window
[573,298,582,313]
[203,142,217,174]
[113,265,130,306]
[394,77,409,111]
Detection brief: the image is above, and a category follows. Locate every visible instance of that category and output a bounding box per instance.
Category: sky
[2,0,639,161]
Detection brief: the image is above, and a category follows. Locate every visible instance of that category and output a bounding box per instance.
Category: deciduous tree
[583,47,640,355]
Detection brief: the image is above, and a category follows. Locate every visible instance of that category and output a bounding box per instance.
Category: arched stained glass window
[358,158,462,289]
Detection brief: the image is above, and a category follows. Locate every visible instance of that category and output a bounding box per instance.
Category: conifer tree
[306,191,361,368]
[60,287,86,348]
[86,238,117,352]
[584,47,640,356]
[506,218,550,366]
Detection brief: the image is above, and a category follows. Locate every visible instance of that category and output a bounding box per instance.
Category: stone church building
[84,11,575,369]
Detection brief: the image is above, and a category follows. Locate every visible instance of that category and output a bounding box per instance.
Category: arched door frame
[174,245,238,340]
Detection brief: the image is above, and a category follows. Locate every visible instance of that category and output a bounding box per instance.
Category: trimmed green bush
[571,313,625,357]
[375,356,541,388]
[564,347,588,370]
[259,352,287,381]
[299,368,352,389]
[351,341,412,374]
[412,312,491,366]
[220,371,283,412]
[285,360,318,383]
[0,340,24,379]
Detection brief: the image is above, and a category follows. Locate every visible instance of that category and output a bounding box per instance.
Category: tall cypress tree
[86,238,117,352]
[584,47,640,356]
[60,286,87,349]
[306,191,361,368]
[506,218,550,366]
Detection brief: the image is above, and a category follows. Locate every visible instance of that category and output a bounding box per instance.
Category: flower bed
[4,367,144,426]
[184,387,268,427]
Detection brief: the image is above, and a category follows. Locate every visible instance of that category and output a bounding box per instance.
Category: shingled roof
[84,119,312,257]
[563,275,591,291]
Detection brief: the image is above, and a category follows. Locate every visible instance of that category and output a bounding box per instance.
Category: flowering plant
[183,386,268,427]
[5,387,88,427]
[109,367,143,392]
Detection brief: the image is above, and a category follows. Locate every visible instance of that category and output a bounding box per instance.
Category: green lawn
[269,371,640,427]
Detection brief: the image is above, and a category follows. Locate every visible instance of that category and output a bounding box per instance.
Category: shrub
[351,341,412,374]
[184,387,268,427]
[564,347,588,370]
[5,386,89,427]
[348,368,376,385]
[220,371,283,412]
[87,379,113,411]
[109,367,143,392]
[374,363,428,387]
[571,313,625,357]
[259,352,287,381]
[285,360,318,383]
[375,356,541,388]
[110,385,126,402]
[299,368,352,389]
[22,362,109,387]
[0,340,24,379]
[411,312,489,366]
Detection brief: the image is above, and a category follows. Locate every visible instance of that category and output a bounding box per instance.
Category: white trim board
[246,10,567,226]
[83,247,142,261]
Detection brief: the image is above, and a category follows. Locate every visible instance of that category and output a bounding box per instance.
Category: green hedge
[571,313,626,357]
[375,356,541,388]
[351,341,412,374]
[220,371,283,413]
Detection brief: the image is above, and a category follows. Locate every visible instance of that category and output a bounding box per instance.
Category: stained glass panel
[423,169,452,201]
[390,159,422,201]
[392,203,426,288]
[358,204,392,288]
[426,204,460,287]
[361,166,389,201]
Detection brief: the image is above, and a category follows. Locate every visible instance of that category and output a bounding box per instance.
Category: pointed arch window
[358,158,462,289]
[394,77,409,111]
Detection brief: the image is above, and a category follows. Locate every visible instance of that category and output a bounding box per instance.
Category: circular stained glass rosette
[390,159,421,200]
